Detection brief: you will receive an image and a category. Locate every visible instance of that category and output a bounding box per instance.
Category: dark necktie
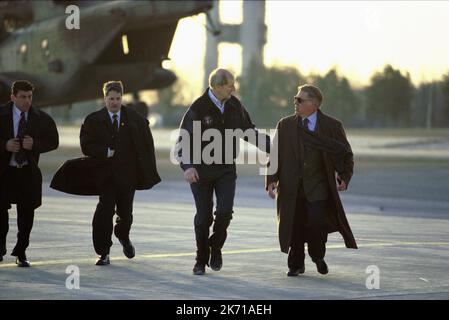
[16,112,27,165]
[112,114,118,150]
[302,117,310,130]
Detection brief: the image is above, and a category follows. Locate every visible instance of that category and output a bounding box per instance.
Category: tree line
[156,62,449,128]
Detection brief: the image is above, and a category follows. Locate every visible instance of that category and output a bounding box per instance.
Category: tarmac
[0,128,448,300]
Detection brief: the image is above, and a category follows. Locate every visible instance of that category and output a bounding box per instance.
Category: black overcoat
[0,102,59,209]
[50,106,160,195]
[266,110,357,253]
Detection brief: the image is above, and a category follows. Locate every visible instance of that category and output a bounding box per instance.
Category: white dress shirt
[302,111,318,132]
[208,88,226,114]
[108,110,121,126]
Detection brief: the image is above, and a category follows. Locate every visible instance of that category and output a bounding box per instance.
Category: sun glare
[166,1,449,98]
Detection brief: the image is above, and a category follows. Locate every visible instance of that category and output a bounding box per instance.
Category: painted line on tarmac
[0,240,448,269]
[8,216,194,230]
[35,217,194,230]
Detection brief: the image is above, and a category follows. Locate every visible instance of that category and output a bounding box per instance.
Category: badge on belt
[202,116,213,127]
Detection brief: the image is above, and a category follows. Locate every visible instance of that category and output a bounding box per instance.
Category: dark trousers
[190,168,236,264]
[288,184,328,269]
[0,166,35,257]
[93,173,135,256]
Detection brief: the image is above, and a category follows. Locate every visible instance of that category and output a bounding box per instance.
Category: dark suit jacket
[0,101,59,209]
[265,110,357,253]
[50,106,160,195]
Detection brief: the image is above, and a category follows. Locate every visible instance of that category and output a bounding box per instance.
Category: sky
[164,0,449,100]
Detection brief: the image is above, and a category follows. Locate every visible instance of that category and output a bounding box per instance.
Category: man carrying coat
[80,81,160,265]
[266,84,357,276]
[0,80,59,267]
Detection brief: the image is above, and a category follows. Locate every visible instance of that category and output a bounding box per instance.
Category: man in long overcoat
[78,81,160,265]
[0,80,59,267]
[266,84,357,276]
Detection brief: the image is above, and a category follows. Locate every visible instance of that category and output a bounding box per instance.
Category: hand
[107,148,115,158]
[337,175,347,191]
[267,182,277,199]
[184,168,199,183]
[22,135,33,150]
[6,138,20,152]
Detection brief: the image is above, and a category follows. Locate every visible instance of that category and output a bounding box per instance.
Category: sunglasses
[294,96,313,104]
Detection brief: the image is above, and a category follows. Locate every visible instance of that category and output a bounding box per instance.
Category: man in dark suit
[266,84,357,276]
[0,80,59,267]
[80,81,160,266]
[176,69,270,275]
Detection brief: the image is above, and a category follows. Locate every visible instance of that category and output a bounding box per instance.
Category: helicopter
[0,0,214,112]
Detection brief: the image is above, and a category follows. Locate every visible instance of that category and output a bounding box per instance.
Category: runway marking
[1,240,448,269]
[8,216,194,230]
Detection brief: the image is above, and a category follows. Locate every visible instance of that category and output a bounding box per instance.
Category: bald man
[176,68,270,275]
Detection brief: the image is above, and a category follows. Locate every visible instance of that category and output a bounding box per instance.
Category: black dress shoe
[193,262,205,275]
[209,248,222,271]
[287,265,305,276]
[119,239,135,259]
[16,255,30,267]
[95,254,110,266]
[315,259,328,274]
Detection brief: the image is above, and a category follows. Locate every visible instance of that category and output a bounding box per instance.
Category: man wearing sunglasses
[266,84,357,276]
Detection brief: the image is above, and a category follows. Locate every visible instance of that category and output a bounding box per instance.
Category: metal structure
[204,0,266,89]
